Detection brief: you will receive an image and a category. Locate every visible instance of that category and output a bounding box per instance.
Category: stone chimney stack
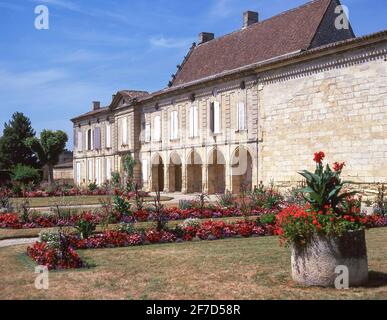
[92,101,100,111]
[198,32,214,44]
[243,11,259,28]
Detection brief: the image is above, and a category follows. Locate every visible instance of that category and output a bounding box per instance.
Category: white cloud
[149,36,194,49]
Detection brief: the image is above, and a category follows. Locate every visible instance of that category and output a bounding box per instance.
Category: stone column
[181,163,188,194]
[163,163,170,193]
[225,161,232,193]
[202,164,208,194]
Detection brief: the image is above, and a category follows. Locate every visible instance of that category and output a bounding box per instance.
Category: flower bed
[0,206,278,229]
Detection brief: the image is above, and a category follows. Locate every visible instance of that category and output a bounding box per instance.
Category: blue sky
[0,0,386,149]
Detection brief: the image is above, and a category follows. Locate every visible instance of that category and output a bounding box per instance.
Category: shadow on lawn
[363,271,387,288]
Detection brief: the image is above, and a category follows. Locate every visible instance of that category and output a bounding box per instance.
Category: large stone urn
[291,230,368,287]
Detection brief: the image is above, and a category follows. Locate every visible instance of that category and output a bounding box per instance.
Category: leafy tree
[0,112,39,169]
[10,164,41,190]
[123,153,136,192]
[26,130,68,184]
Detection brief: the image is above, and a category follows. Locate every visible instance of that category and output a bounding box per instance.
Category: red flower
[333,162,346,172]
[313,151,325,164]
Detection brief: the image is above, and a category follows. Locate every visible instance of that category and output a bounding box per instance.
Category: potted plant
[276,152,369,287]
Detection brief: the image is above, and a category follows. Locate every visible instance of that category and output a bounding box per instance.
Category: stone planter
[291,230,368,287]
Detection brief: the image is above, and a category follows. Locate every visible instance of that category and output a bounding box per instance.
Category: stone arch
[207,148,226,194]
[151,153,164,192]
[186,150,203,193]
[231,146,253,194]
[169,152,182,192]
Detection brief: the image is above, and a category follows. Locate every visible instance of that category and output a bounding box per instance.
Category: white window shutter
[154,115,161,141]
[170,112,174,140]
[106,158,112,180]
[238,102,246,130]
[214,101,220,134]
[88,160,93,182]
[95,159,100,185]
[122,117,128,145]
[189,107,194,137]
[76,162,81,185]
[142,159,148,182]
[90,129,94,150]
[106,124,111,148]
[174,111,178,139]
[77,131,83,151]
[145,124,151,142]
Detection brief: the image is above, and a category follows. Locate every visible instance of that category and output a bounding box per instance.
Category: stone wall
[259,41,387,192]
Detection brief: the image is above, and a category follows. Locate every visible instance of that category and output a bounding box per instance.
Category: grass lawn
[10,195,174,208]
[1,227,387,299]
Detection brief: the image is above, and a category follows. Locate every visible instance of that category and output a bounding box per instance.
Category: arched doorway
[208,149,226,194]
[186,150,202,193]
[231,147,253,194]
[151,154,164,192]
[169,152,182,192]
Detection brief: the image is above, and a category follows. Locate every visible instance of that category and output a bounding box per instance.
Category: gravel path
[0,238,38,248]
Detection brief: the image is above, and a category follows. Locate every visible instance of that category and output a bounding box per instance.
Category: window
[237,102,246,131]
[170,111,178,140]
[105,158,112,181]
[105,123,111,149]
[153,115,161,141]
[94,127,101,150]
[142,159,148,182]
[122,117,128,146]
[76,162,81,185]
[211,101,221,134]
[87,129,92,151]
[145,124,151,142]
[189,105,199,137]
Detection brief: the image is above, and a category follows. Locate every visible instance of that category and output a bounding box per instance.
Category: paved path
[0,238,38,248]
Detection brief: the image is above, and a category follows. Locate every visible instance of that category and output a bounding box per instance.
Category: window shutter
[106,158,112,180]
[76,162,81,185]
[90,129,94,150]
[238,102,246,130]
[193,105,199,137]
[95,127,101,150]
[189,107,194,137]
[88,160,93,182]
[106,124,111,148]
[122,117,128,145]
[174,111,178,139]
[95,159,100,185]
[142,159,148,182]
[145,124,151,142]
[214,101,220,134]
[77,131,83,151]
[154,115,161,141]
[210,102,214,133]
[170,112,174,140]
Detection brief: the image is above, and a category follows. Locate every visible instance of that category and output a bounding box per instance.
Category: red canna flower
[333,162,346,172]
[313,151,325,164]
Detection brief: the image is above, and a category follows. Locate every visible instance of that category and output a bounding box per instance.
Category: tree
[11,164,41,189]
[26,130,68,184]
[0,112,39,169]
[123,153,136,192]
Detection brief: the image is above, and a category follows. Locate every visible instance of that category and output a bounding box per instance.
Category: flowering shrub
[73,212,97,239]
[27,241,84,270]
[0,213,22,229]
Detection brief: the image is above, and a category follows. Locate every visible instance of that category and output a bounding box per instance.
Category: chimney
[243,11,259,28]
[198,32,214,44]
[92,101,100,111]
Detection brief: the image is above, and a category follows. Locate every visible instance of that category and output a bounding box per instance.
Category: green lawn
[1,227,387,299]
[10,195,173,208]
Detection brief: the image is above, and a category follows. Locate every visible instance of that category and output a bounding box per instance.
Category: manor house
[71,0,387,194]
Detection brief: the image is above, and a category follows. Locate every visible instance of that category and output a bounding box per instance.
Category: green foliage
[111,172,121,188]
[248,182,283,209]
[216,190,235,208]
[117,223,135,234]
[113,193,132,216]
[88,182,98,192]
[74,216,96,239]
[0,112,39,170]
[26,130,68,183]
[123,153,136,192]
[39,231,60,249]
[298,158,354,214]
[259,213,277,226]
[10,164,41,186]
